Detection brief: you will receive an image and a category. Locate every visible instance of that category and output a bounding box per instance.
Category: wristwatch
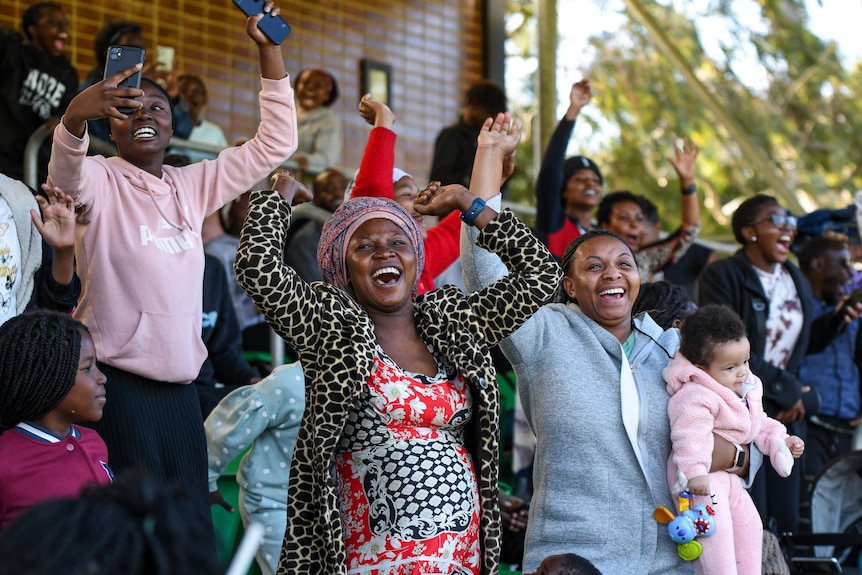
[725,442,746,472]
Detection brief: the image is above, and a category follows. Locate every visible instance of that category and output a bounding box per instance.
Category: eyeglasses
[572,175,601,185]
[752,214,798,231]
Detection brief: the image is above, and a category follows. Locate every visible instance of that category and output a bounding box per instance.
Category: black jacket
[195,254,259,416]
[697,250,840,416]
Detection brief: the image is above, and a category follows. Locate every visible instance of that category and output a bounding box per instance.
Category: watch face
[735,448,745,468]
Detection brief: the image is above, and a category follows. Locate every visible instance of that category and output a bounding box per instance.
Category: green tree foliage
[506,0,862,238]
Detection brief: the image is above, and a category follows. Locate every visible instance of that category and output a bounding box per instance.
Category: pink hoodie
[663,352,794,483]
[48,76,297,383]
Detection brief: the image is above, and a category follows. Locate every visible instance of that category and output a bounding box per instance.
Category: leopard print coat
[235,190,561,575]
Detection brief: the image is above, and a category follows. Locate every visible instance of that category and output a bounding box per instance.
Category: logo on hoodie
[139,225,198,254]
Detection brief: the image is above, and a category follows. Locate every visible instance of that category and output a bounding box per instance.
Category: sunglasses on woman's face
[753,213,798,231]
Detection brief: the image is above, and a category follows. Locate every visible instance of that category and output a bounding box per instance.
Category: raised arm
[248,0,287,80]
[535,80,591,241]
[667,137,700,229]
[350,94,397,199]
[234,173,320,349]
[470,113,521,202]
[61,64,144,138]
[415,112,515,280]
[31,182,75,288]
[635,138,702,276]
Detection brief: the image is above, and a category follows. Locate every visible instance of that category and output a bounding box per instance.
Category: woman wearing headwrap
[235,113,560,575]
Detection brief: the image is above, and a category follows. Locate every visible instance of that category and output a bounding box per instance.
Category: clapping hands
[414,182,470,218]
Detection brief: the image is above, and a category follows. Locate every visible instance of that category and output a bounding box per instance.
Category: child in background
[664,304,805,575]
[0,176,80,326]
[0,2,79,183]
[205,361,305,575]
[292,67,342,176]
[171,74,229,163]
[0,310,111,528]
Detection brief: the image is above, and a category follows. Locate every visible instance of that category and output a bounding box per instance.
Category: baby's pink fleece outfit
[664,352,794,575]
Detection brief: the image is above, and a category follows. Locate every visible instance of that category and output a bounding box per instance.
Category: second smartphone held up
[233,0,291,45]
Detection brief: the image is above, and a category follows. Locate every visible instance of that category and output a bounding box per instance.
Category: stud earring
[750,236,757,242]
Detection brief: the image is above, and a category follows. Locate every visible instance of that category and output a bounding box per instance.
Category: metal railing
[24,123,304,189]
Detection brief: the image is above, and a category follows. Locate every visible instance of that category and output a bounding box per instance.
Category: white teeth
[372,267,400,279]
[584,188,598,196]
[133,127,156,138]
[599,287,624,296]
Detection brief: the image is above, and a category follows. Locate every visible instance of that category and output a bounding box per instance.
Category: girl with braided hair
[0,310,110,529]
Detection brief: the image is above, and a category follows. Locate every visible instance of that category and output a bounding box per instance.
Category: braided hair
[632,280,696,330]
[559,229,635,304]
[0,472,223,575]
[0,311,85,432]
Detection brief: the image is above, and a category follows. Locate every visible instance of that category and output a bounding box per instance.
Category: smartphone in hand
[103,45,146,114]
[840,288,862,316]
[233,0,291,45]
[156,45,175,72]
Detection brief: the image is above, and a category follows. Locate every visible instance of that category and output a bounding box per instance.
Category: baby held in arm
[665,303,804,575]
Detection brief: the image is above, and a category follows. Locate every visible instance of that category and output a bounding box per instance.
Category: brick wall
[1,0,486,181]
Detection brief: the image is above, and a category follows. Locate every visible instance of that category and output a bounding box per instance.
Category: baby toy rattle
[653,491,717,561]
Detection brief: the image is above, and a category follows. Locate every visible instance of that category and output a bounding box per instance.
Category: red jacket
[350,127,461,295]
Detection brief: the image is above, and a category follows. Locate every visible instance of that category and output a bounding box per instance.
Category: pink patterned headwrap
[316,196,425,295]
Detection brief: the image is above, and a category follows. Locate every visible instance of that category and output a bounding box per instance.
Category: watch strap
[725,442,745,472]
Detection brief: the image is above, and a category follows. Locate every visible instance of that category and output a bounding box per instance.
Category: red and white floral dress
[336,345,481,575]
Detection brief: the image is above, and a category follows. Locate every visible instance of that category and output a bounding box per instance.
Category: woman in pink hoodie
[665,304,805,575]
[46,0,297,552]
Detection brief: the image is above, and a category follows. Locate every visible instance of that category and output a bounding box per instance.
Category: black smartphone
[792,557,842,573]
[103,45,145,115]
[840,288,862,316]
[233,0,291,45]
